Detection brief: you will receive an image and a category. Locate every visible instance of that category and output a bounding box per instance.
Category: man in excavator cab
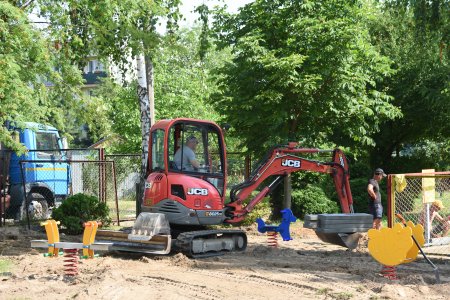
[173,135,201,172]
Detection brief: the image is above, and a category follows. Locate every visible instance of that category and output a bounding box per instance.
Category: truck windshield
[36,132,60,158]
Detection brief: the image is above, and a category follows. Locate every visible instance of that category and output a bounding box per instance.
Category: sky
[30,1,255,32]
[177,0,254,28]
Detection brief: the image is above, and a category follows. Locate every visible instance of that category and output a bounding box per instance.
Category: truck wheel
[20,193,50,221]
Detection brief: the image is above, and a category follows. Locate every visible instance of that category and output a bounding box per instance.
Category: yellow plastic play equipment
[368,222,425,267]
[40,220,61,257]
[366,216,444,282]
[32,220,111,276]
[33,220,110,259]
[82,221,99,258]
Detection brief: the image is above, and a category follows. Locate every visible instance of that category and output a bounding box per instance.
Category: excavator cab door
[167,120,227,197]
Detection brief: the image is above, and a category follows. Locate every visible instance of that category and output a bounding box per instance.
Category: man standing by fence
[368,168,387,229]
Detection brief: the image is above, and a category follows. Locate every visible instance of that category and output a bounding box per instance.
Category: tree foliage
[211,0,401,155]
[88,28,227,153]
[368,0,450,168]
[34,0,172,69]
[0,1,83,152]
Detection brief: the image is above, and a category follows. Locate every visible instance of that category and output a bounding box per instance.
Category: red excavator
[117,118,367,257]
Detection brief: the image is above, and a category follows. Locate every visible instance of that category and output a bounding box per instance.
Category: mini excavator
[99,118,368,257]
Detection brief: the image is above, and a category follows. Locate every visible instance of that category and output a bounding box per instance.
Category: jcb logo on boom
[187,188,208,196]
[281,159,301,168]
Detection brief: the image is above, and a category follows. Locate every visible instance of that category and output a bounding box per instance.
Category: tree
[367,1,450,169]
[211,0,401,155]
[34,0,182,202]
[0,1,83,152]
[87,28,227,153]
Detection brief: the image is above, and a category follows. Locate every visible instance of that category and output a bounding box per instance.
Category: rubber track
[175,229,247,258]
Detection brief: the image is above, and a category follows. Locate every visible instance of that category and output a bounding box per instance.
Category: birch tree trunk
[136,54,152,210]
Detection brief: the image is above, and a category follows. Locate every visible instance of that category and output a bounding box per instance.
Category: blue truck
[0,122,70,220]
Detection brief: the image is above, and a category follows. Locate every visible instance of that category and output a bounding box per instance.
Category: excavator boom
[225,144,353,223]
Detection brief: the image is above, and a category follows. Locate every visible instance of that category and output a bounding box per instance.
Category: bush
[291,184,339,218]
[240,197,272,226]
[51,193,111,234]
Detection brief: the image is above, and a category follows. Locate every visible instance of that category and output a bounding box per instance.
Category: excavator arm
[225,143,353,223]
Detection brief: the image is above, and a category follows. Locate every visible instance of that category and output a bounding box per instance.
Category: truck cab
[4,122,70,220]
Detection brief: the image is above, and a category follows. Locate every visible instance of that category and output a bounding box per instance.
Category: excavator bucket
[304,213,373,249]
[96,213,172,254]
[315,232,363,249]
[128,213,171,241]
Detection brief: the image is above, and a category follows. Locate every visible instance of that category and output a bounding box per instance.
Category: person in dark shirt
[367,168,386,229]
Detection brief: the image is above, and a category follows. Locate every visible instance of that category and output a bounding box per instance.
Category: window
[36,132,61,159]
[167,122,225,195]
[88,60,95,73]
[151,129,165,171]
[95,62,104,73]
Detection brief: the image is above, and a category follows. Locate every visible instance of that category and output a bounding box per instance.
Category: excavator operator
[174,136,201,171]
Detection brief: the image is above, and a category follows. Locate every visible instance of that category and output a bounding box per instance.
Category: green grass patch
[331,292,353,300]
[317,288,331,295]
[0,258,12,273]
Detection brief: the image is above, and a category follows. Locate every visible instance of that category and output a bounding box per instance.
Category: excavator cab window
[151,129,166,172]
[168,122,225,195]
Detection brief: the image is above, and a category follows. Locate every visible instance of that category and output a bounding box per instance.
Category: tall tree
[34,0,181,202]
[368,0,449,168]
[86,28,226,153]
[0,1,82,152]
[211,0,401,155]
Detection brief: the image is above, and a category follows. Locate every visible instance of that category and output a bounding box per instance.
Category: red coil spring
[380,265,398,280]
[267,231,278,248]
[63,249,79,276]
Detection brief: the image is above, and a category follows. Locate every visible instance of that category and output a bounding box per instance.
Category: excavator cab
[144,119,229,226]
[166,121,226,195]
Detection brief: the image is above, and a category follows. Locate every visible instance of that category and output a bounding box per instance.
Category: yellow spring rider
[367,215,440,283]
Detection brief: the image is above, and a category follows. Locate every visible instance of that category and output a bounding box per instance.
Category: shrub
[240,196,272,226]
[291,184,339,218]
[51,193,111,234]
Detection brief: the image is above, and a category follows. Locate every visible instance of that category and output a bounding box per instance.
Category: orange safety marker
[40,220,61,257]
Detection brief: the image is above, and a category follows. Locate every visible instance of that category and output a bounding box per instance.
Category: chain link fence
[1,149,101,226]
[1,148,251,226]
[0,150,12,226]
[388,172,450,256]
[19,159,119,225]
[105,154,140,221]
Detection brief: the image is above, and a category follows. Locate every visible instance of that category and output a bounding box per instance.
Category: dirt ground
[0,224,449,300]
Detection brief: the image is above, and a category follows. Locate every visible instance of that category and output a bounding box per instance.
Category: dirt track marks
[143,275,219,300]
[185,268,319,296]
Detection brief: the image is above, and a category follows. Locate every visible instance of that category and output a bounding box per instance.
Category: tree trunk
[145,55,155,126]
[137,54,151,209]
[283,175,292,209]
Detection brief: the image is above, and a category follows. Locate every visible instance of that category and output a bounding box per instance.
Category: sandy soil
[0,225,449,300]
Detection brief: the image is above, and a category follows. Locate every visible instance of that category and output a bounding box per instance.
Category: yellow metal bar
[390,176,395,227]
